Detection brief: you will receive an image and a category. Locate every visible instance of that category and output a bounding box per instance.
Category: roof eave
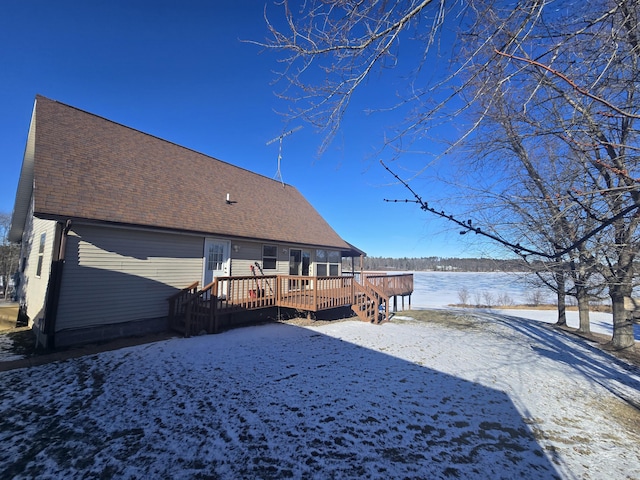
[340,242,366,258]
[8,99,37,243]
[27,213,365,257]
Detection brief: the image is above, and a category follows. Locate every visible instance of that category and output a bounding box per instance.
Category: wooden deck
[168,273,413,336]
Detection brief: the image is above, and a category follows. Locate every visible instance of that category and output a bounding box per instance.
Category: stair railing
[167,281,199,331]
[182,280,219,336]
[352,278,389,323]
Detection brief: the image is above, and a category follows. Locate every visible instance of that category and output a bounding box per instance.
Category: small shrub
[482,290,495,307]
[473,292,483,307]
[526,289,546,306]
[457,287,470,305]
[496,292,513,306]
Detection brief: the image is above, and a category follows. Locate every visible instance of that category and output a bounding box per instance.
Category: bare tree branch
[381,160,640,261]
[494,48,640,121]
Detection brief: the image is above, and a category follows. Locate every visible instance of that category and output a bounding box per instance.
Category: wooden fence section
[168,273,413,335]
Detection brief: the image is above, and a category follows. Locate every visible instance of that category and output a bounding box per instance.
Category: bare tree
[0,213,19,300]
[260,0,640,348]
[437,0,640,347]
[457,286,469,305]
[456,38,608,333]
[256,0,543,152]
[486,1,640,348]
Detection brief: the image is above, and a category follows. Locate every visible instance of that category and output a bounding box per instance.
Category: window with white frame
[315,249,340,277]
[262,245,277,269]
[316,249,327,276]
[328,250,340,275]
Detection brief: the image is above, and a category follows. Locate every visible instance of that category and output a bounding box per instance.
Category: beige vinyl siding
[230,241,290,277]
[56,225,203,331]
[230,243,344,277]
[22,212,58,327]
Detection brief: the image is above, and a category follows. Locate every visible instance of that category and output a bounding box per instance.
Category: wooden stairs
[351,279,389,324]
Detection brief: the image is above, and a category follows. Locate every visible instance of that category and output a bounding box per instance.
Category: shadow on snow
[0,321,561,479]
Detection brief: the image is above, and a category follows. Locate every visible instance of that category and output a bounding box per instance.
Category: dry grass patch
[0,305,19,331]
[393,309,482,331]
[594,397,640,440]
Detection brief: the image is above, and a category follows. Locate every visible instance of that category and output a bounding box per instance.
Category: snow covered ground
[1,272,639,478]
[1,315,640,478]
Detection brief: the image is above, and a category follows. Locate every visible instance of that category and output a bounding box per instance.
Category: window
[263,245,277,270]
[328,250,340,276]
[315,249,340,277]
[36,232,46,277]
[207,243,224,271]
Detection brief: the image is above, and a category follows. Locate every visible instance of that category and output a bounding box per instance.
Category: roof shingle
[20,96,359,253]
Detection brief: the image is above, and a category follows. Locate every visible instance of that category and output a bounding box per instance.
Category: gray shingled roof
[10,96,363,256]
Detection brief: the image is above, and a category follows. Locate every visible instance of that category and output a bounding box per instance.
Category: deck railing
[169,272,413,334]
[364,273,414,297]
[218,274,277,310]
[167,281,199,331]
[183,282,216,335]
[358,278,390,323]
[276,275,355,311]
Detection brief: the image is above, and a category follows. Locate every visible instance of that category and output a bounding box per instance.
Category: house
[10,97,413,348]
[9,96,381,348]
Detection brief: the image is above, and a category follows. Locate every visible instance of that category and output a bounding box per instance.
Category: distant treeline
[343,256,536,272]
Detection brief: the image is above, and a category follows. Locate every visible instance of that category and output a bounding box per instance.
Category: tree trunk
[575,288,590,334]
[611,289,636,349]
[556,272,567,327]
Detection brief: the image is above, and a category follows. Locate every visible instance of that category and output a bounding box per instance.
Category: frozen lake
[410,271,535,308]
[405,271,640,340]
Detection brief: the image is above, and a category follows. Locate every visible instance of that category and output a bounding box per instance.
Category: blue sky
[0,0,493,258]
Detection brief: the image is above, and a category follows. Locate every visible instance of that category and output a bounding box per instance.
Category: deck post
[314,278,318,311]
[168,298,175,329]
[385,297,389,323]
[211,278,218,334]
[185,301,192,337]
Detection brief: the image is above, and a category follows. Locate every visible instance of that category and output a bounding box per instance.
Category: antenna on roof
[266,125,302,186]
